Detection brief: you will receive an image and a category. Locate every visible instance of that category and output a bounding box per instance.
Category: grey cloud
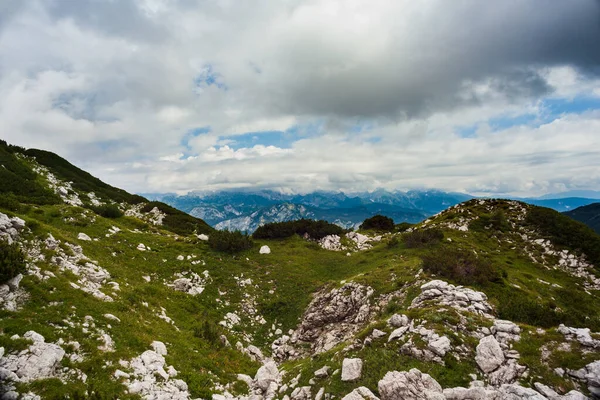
[44,0,168,42]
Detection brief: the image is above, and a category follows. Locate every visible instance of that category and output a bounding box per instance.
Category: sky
[1,0,600,197]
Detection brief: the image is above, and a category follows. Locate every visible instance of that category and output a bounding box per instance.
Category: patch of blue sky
[180,126,211,158]
[456,95,600,136]
[455,124,478,138]
[194,64,227,90]
[220,130,293,150]
[540,96,600,115]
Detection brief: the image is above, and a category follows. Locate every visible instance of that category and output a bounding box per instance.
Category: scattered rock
[259,245,271,254]
[77,233,92,241]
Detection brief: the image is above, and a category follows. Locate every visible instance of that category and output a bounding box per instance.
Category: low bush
[395,222,415,232]
[253,219,344,240]
[421,248,500,285]
[360,215,395,232]
[90,204,123,218]
[469,210,510,232]
[193,320,221,345]
[0,241,26,284]
[208,230,253,253]
[403,228,444,248]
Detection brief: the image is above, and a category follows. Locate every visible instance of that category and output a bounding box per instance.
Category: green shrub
[360,215,395,232]
[253,219,344,240]
[90,204,123,218]
[403,228,444,248]
[0,241,26,284]
[193,320,221,345]
[469,210,510,232]
[495,294,561,328]
[208,230,253,253]
[395,222,415,232]
[421,248,500,285]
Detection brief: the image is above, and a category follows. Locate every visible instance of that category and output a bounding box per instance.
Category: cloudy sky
[1,0,600,196]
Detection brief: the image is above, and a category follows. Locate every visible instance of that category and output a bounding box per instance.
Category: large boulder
[294,283,374,353]
[475,335,505,373]
[378,369,444,400]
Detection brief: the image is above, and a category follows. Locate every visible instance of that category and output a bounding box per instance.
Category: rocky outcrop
[119,343,192,399]
[319,232,382,252]
[378,368,587,400]
[558,324,600,349]
[167,271,211,296]
[410,280,493,317]
[293,283,374,354]
[0,273,27,312]
[46,234,115,302]
[0,213,26,245]
[0,331,65,383]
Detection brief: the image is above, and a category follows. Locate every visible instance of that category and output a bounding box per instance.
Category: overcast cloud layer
[1,0,600,196]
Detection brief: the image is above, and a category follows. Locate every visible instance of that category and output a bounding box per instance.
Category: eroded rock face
[293,283,374,354]
[410,280,493,317]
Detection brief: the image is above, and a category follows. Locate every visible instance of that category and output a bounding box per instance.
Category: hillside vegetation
[1,142,600,400]
[565,202,600,234]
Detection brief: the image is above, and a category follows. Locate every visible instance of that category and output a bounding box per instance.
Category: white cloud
[0,1,599,196]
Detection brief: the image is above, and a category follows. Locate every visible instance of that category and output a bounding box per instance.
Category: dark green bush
[495,293,562,328]
[421,248,500,285]
[395,222,415,232]
[90,204,123,218]
[403,228,444,248]
[360,215,395,232]
[253,219,344,240]
[0,241,26,284]
[193,320,221,345]
[469,210,510,232]
[208,230,253,253]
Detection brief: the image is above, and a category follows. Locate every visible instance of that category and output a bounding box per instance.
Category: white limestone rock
[341,358,363,382]
[475,335,505,373]
[342,386,380,400]
[378,369,444,400]
[259,245,271,254]
[77,233,92,241]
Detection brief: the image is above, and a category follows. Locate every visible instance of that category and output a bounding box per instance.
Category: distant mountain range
[142,189,600,232]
